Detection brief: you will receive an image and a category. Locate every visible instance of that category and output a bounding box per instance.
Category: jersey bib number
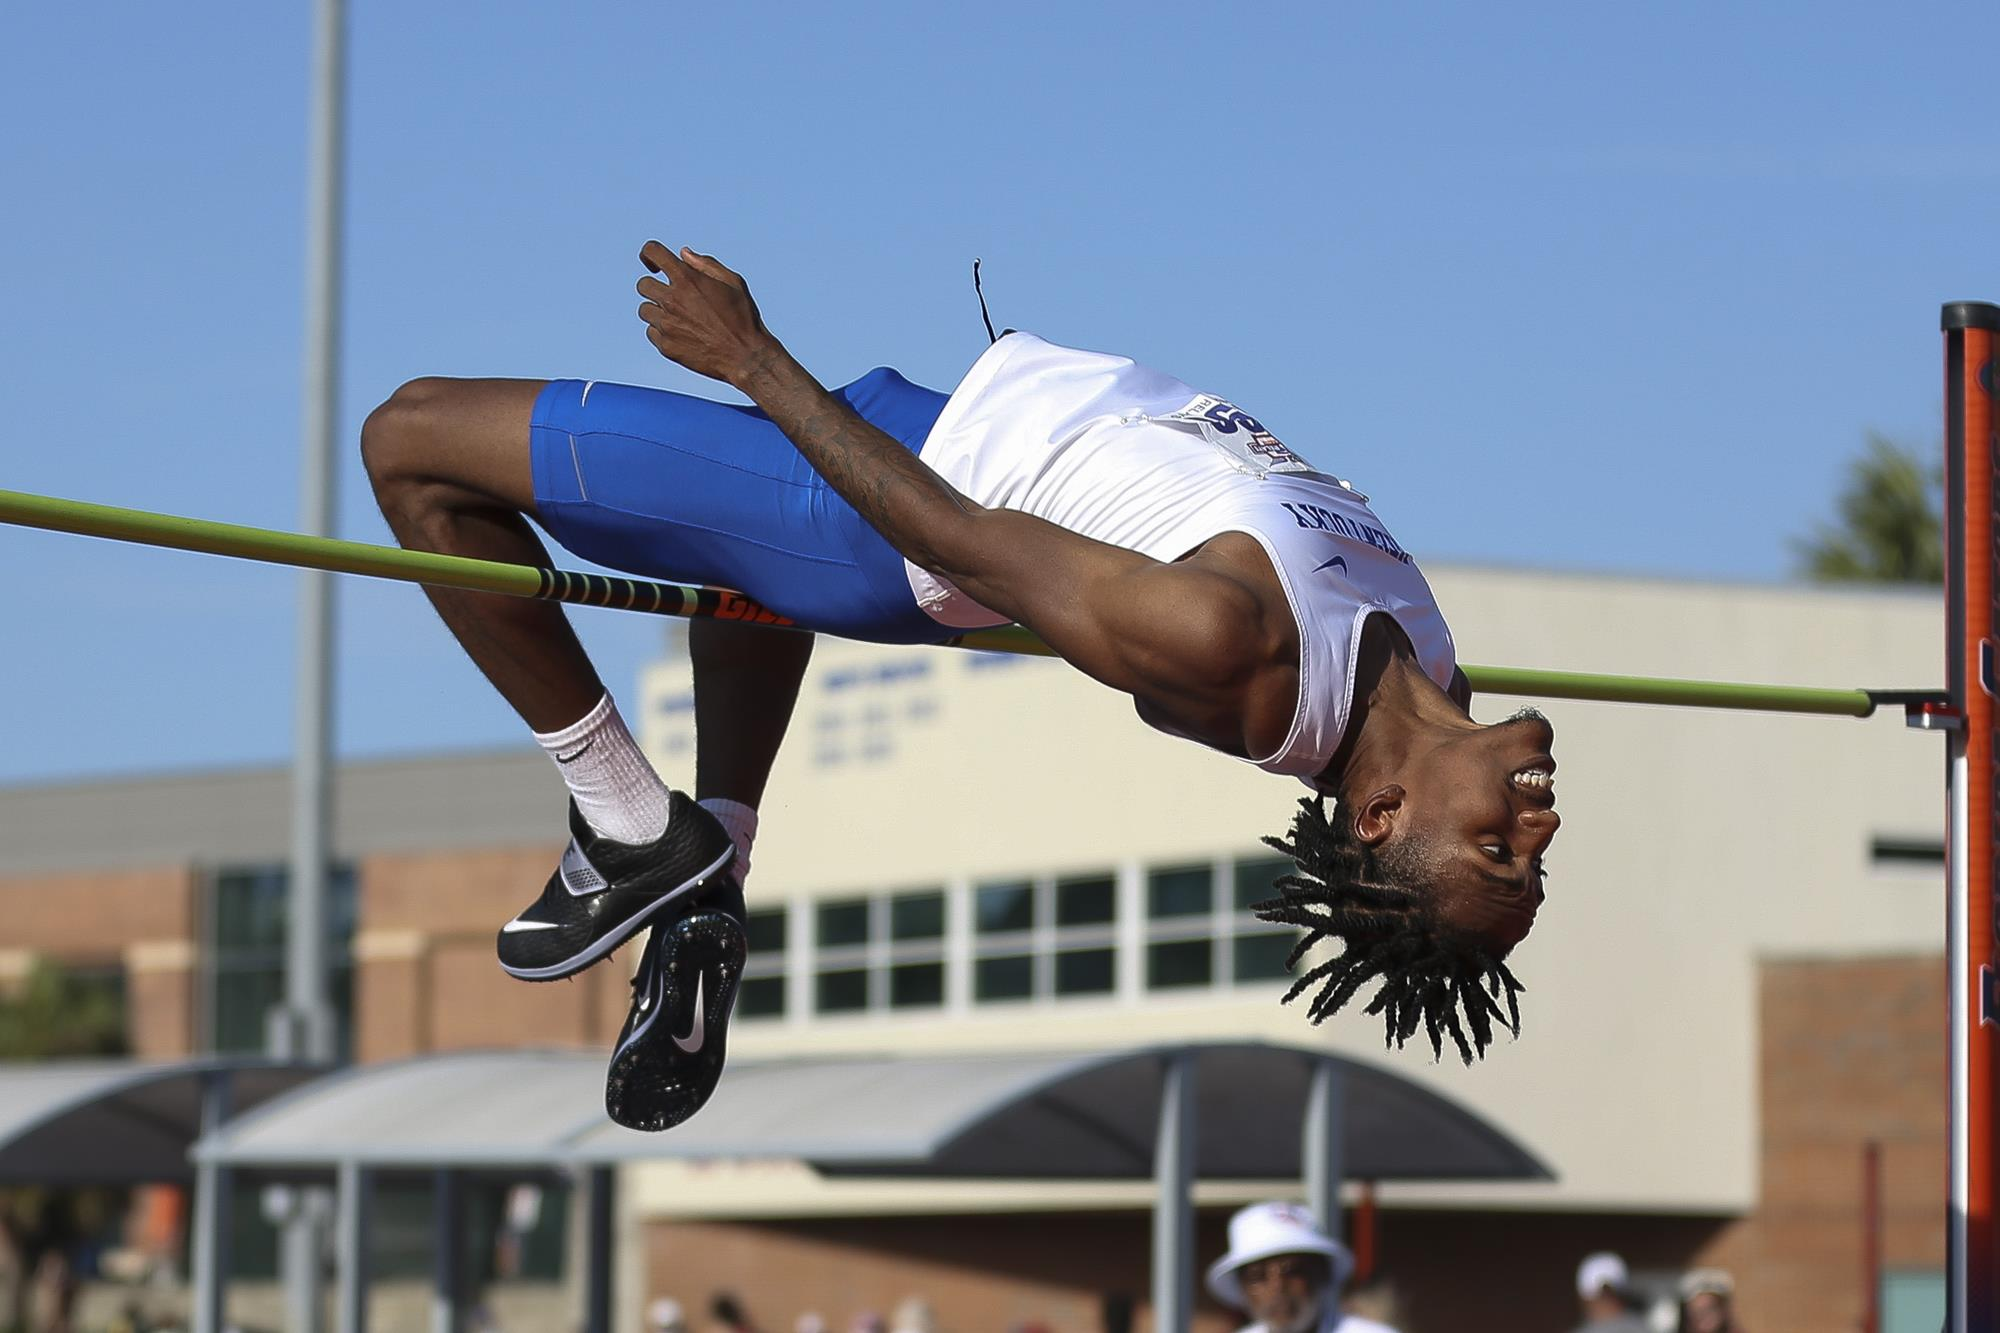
[1157,394,1316,477]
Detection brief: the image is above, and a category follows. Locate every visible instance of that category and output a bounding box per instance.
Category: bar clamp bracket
[1905,699,1963,732]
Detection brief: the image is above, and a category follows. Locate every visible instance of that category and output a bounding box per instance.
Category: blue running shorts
[529,368,953,644]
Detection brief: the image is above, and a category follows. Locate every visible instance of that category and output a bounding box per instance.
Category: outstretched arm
[633,242,1279,722]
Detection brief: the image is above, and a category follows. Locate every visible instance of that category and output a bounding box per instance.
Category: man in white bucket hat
[1205,1202,1397,1333]
[1570,1252,1647,1333]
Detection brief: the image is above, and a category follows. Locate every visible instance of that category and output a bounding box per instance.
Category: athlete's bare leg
[691,617,814,808]
[363,377,813,809]
[361,377,604,733]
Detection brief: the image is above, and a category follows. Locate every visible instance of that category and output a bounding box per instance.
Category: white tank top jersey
[908,333,1458,782]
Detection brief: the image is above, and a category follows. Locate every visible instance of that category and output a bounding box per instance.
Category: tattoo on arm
[740,342,972,569]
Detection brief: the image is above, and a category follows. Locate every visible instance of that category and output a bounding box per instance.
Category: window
[1880,1271,1944,1333]
[64,963,129,1054]
[0,960,128,1057]
[1230,854,1299,984]
[205,863,356,1057]
[737,907,788,1020]
[973,879,1035,1002]
[1146,864,1215,990]
[972,872,1120,1004]
[1870,835,1945,867]
[887,889,946,1009]
[814,896,870,1014]
[1053,873,1116,997]
[770,853,1295,1019]
[812,888,947,1016]
[1138,854,1297,993]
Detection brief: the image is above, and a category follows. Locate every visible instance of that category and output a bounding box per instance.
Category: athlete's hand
[635,241,774,387]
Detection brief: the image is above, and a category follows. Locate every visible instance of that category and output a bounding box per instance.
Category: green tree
[1792,433,1944,585]
[0,961,126,1061]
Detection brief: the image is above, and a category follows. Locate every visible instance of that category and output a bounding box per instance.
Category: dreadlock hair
[1253,794,1525,1065]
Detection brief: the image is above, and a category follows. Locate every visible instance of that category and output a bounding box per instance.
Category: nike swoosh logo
[672,975,706,1054]
[554,739,595,764]
[501,918,562,933]
[1313,556,1349,574]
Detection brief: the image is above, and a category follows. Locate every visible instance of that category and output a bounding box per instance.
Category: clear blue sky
[2,2,1994,784]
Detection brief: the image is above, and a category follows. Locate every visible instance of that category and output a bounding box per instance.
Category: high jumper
[3,294,1986,1330]
[358,241,1558,1129]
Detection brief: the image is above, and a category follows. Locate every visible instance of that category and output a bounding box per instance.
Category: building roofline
[0,743,543,799]
[1425,557,1941,605]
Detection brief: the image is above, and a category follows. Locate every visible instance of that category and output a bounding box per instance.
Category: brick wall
[1688,952,1946,1333]
[0,865,199,1057]
[0,844,636,1062]
[354,845,632,1061]
[643,1211,1238,1333]
[0,866,197,957]
[641,1210,1734,1333]
[124,939,198,1059]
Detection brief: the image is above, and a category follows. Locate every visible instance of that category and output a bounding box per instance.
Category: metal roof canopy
[191,1042,1549,1333]
[0,1058,324,1186]
[195,1042,1548,1180]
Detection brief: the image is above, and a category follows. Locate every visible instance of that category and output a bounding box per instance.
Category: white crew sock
[698,798,759,887]
[533,694,672,845]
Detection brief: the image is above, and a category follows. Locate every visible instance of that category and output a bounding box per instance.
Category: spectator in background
[710,1291,759,1333]
[889,1296,935,1333]
[794,1314,827,1333]
[1570,1253,1647,1333]
[1205,1202,1397,1333]
[648,1297,688,1333]
[494,1183,542,1280]
[1675,1270,1742,1333]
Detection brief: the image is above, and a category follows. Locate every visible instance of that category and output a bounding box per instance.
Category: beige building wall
[636,566,1942,1217]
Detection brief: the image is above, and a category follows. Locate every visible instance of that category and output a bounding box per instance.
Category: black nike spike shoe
[605,875,746,1132]
[495,791,734,982]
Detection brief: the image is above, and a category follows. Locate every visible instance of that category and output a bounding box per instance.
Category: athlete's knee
[361,377,457,489]
[363,377,542,517]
